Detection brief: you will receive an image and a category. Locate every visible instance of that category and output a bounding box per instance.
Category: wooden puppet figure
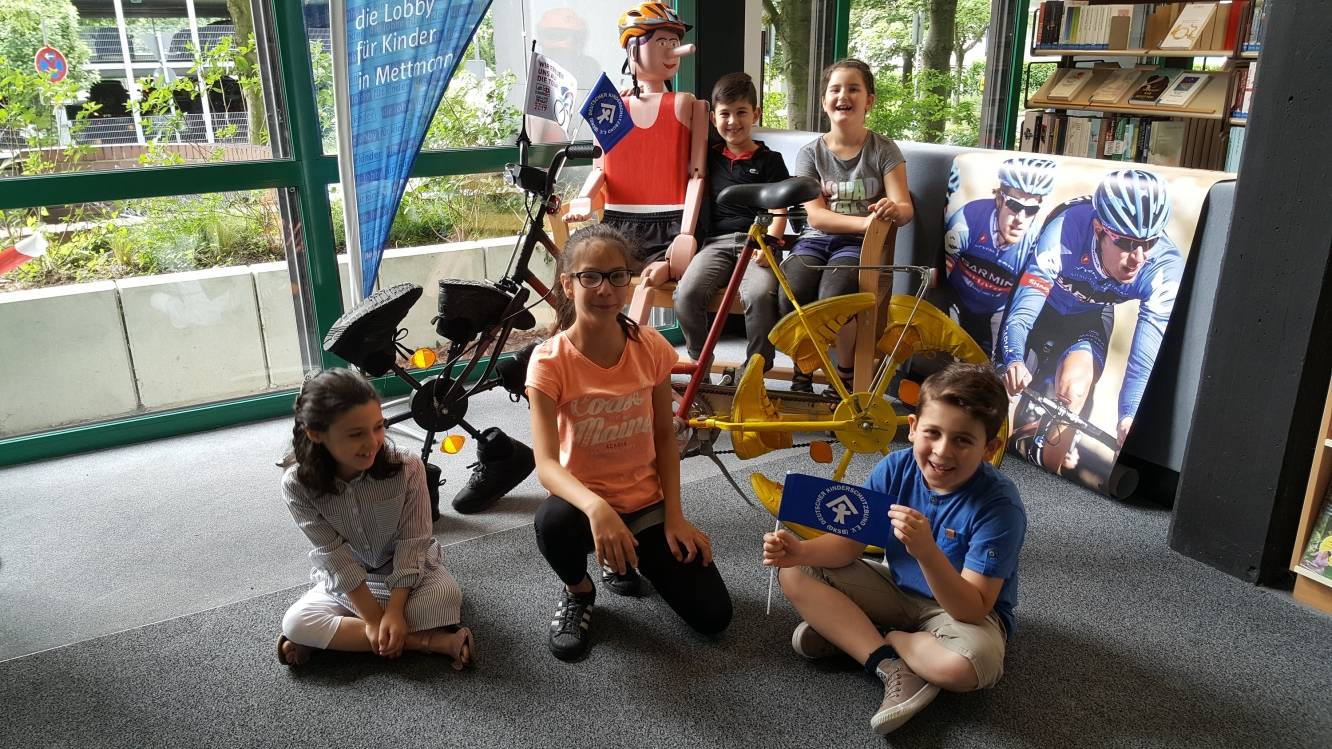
[564,2,708,322]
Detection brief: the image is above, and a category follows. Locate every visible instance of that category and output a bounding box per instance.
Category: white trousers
[281,567,462,648]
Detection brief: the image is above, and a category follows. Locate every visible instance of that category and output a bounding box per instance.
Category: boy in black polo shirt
[674,72,790,371]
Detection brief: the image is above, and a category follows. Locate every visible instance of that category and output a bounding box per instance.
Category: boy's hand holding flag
[762,473,895,613]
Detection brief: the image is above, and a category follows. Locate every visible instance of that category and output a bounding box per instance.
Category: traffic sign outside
[34,46,68,83]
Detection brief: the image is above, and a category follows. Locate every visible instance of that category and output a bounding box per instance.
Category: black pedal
[434,279,536,344]
[323,283,422,375]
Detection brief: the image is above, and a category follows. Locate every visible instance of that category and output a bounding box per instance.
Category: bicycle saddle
[717,176,821,211]
[323,283,423,376]
[435,279,536,344]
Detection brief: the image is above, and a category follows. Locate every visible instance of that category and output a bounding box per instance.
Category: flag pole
[765,517,781,616]
[330,0,365,303]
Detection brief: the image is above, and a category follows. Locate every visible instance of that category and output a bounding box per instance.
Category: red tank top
[602,92,689,211]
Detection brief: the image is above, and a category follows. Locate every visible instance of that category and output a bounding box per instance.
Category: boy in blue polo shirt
[763,362,1025,735]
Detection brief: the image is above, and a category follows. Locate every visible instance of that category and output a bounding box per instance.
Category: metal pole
[329,0,366,303]
[111,0,147,144]
[184,0,217,144]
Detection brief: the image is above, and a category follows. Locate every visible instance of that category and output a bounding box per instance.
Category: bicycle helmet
[618,2,690,49]
[997,157,1057,197]
[1093,169,1171,241]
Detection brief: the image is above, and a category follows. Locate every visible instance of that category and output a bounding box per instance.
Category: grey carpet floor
[2,450,1330,748]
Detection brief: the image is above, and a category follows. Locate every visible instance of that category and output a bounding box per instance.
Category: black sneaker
[548,587,595,661]
[451,427,535,514]
[599,564,644,597]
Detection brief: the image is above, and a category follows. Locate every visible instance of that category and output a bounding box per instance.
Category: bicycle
[1007,385,1134,497]
[320,142,602,516]
[668,177,1007,534]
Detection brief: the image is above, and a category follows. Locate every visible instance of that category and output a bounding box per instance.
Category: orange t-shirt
[526,326,678,513]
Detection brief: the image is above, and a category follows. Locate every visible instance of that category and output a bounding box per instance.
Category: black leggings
[533,495,733,635]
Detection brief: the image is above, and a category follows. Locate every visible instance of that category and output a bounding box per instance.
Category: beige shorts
[798,559,1008,689]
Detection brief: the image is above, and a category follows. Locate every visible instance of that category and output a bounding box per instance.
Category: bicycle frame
[672,208,934,481]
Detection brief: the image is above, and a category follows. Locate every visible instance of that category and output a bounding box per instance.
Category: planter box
[0,281,139,436]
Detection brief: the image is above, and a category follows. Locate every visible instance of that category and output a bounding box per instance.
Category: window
[0,0,282,176]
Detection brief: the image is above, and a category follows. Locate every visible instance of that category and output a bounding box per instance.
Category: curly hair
[279,368,400,494]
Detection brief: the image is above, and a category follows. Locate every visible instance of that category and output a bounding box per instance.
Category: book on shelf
[1160,3,1216,50]
[1090,68,1145,104]
[1021,111,1225,171]
[1047,68,1096,100]
[1294,484,1332,589]
[1147,120,1187,166]
[1128,71,1177,105]
[1224,125,1246,171]
[1155,72,1211,108]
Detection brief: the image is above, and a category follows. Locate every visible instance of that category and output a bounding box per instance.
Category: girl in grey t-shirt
[779,59,914,392]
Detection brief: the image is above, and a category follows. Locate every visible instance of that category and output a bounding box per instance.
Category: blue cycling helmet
[946,163,961,200]
[1093,169,1171,240]
[997,157,1057,197]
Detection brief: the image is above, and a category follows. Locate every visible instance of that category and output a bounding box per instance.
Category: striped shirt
[282,447,443,596]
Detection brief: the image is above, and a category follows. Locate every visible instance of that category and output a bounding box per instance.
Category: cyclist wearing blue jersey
[942,157,1058,357]
[998,169,1180,446]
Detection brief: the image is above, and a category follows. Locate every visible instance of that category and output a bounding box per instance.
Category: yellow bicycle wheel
[876,295,1006,468]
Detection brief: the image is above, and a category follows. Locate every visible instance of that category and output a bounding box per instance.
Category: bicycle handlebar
[564,143,602,161]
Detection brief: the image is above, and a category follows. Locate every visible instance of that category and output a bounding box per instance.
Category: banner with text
[346,0,493,297]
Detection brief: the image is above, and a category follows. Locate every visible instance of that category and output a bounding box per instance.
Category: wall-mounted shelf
[1032,47,1235,59]
[1027,68,1231,121]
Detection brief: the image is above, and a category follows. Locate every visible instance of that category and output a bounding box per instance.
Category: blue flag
[579,73,633,155]
[345,0,493,298]
[778,473,894,547]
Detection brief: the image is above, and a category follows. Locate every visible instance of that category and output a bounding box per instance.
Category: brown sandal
[276,634,312,667]
[425,627,474,670]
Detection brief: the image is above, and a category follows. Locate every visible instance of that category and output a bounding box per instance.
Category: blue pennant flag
[579,73,633,155]
[345,0,493,298]
[778,473,894,548]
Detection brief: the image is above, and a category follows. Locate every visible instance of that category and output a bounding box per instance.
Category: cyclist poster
[943,152,1228,496]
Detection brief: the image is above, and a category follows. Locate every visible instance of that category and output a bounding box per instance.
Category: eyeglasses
[1001,196,1042,217]
[571,268,633,288]
[1098,225,1159,253]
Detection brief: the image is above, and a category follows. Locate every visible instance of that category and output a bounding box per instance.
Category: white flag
[524,52,578,135]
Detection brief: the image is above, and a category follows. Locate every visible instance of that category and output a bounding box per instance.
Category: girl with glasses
[526,224,732,662]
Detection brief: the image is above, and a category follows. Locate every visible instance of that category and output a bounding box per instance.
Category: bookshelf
[1021,1,1272,170]
[1290,376,1332,615]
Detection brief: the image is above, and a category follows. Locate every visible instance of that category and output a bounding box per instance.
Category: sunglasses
[1001,196,1042,217]
[571,268,633,288]
[1098,225,1159,253]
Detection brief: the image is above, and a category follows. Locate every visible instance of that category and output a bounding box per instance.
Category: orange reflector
[898,378,921,407]
[808,441,833,463]
[411,348,437,369]
[441,434,466,454]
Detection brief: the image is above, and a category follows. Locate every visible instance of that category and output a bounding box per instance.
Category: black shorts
[1025,303,1113,386]
[602,209,683,268]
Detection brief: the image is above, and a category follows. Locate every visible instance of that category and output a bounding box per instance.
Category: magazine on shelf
[1159,2,1217,50]
[1155,72,1211,108]
[1128,71,1177,105]
[1047,68,1096,100]
[1295,485,1332,589]
[1090,68,1145,104]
